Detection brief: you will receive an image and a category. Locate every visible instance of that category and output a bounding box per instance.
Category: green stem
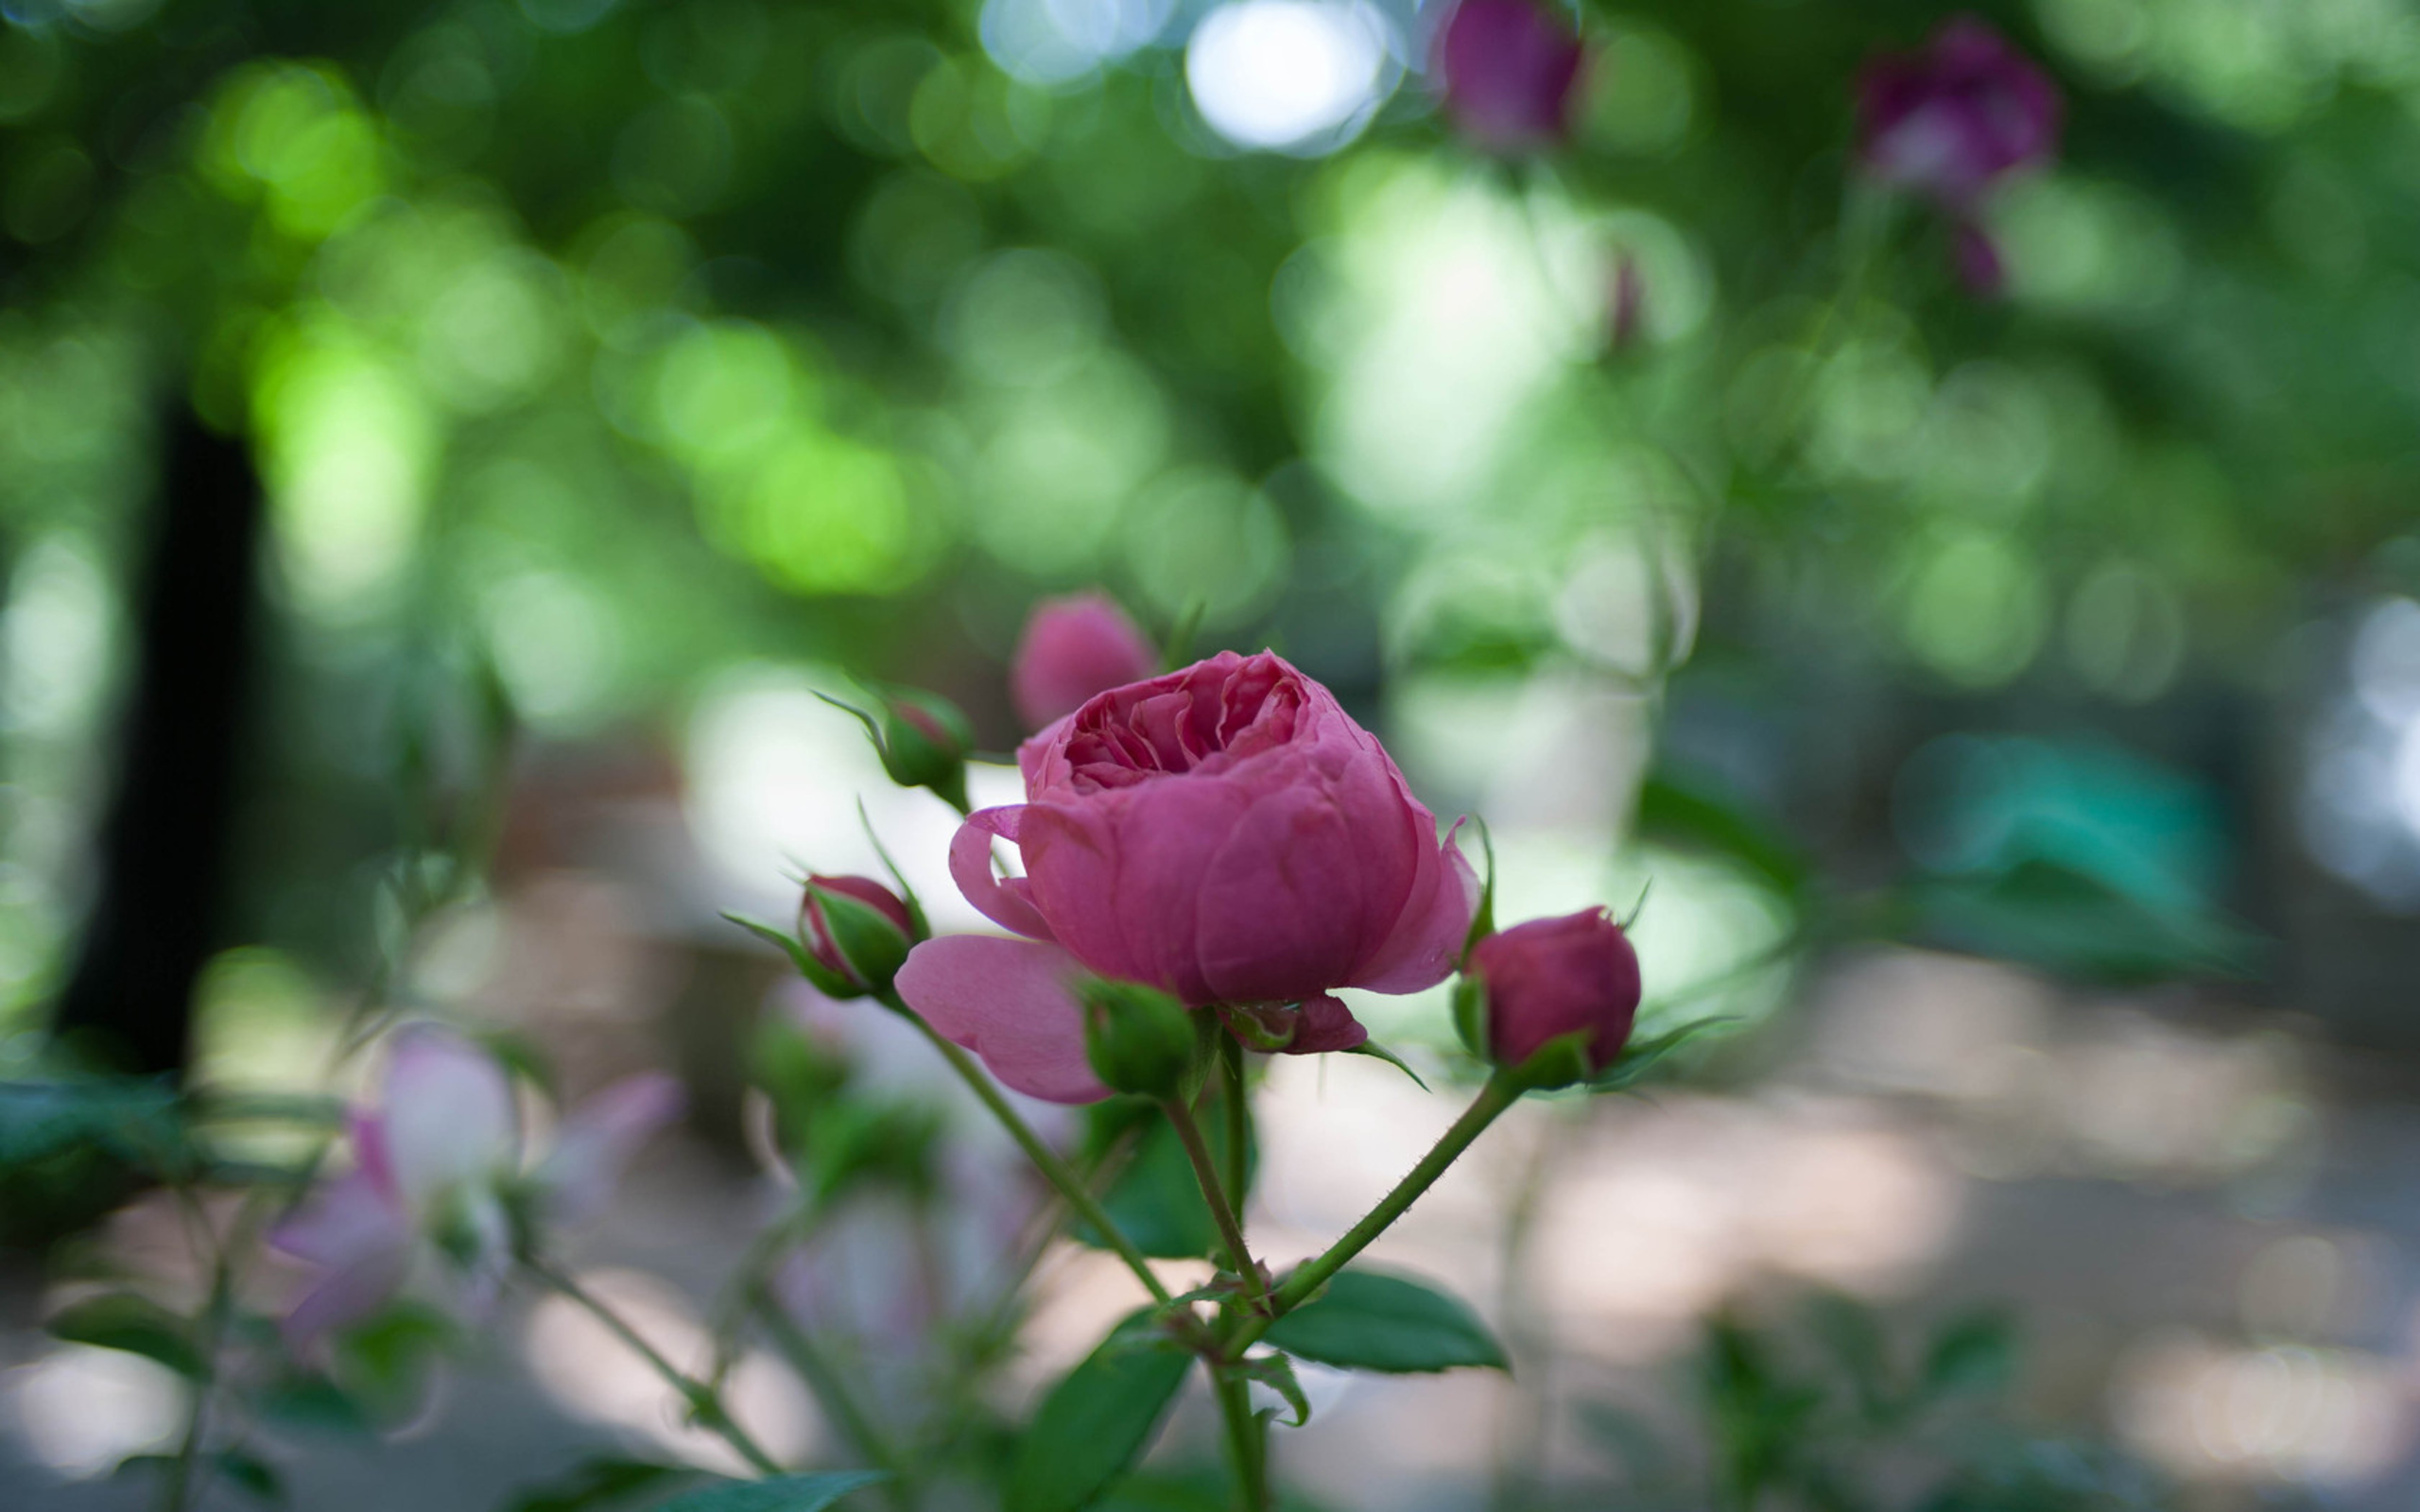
[1161,1094,1268,1315]
[1232,1072,1523,1353]
[528,1258,784,1477]
[1220,1036,1249,1220]
[892,1004,1171,1307]
[1213,1366,1270,1512]
[750,1287,916,1510]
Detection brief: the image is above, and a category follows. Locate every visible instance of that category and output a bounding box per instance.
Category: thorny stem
[889,999,1171,1307]
[1220,1036,1249,1226]
[749,1285,916,1510]
[1229,1071,1523,1356]
[1214,1365,1270,1512]
[527,1258,785,1478]
[1161,1093,1268,1315]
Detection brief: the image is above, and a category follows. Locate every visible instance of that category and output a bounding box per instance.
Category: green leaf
[1237,1353,1311,1428]
[0,1077,184,1172]
[499,1456,696,1512]
[652,1471,890,1512]
[1634,774,1808,899]
[215,1449,285,1505]
[46,1292,204,1378]
[1922,1310,2016,1400]
[253,1374,372,1437]
[1078,1099,1253,1260]
[1262,1269,1506,1374]
[1007,1313,1194,1512]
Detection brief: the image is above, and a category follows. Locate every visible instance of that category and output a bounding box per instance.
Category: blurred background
[4,0,2420,1506]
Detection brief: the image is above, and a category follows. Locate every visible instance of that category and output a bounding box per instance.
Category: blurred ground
[9,945,2418,1511]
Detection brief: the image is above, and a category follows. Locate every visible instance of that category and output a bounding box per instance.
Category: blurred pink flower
[1011,592,1160,731]
[1467,908,1641,1073]
[1434,0,1585,153]
[898,651,1475,1102]
[1857,16,2060,210]
[270,1027,681,1347]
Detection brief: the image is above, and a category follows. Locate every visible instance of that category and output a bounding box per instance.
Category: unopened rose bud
[801,875,919,997]
[1456,908,1640,1089]
[877,689,974,810]
[1011,592,1159,730]
[1434,0,1585,155]
[1079,978,1199,1100]
[1856,17,2060,210]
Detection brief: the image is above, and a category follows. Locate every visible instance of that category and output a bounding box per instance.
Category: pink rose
[1011,592,1161,731]
[896,651,1477,1103]
[1465,908,1641,1074]
[1434,0,1586,154]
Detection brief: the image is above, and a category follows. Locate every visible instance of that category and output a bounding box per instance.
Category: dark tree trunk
[51,400,262,1078]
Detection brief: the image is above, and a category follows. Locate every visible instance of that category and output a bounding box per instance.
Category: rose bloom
[1857,15,2060,209]
[1434,0,1586,154]
[897,651,1475,1102]
[1011,592,1160,731]
[1467,908,1641,1073]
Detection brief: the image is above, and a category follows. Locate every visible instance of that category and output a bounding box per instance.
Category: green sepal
[1449,976,1488,1061]
[1343,1041,1428,1091]
[1504,1028,1595,1093]
[856,800,931,941]
[723,912,861,999]
[1080,980,1198,1100]
[809,887,914,996]
[1588,1017,1737,1094]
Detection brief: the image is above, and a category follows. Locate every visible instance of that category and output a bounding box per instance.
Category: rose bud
[875,688,974,811]
[800,874,919,998]
[895,651,1475,1103]
[1079,978,1200,1100]
[1456,908,1641,1089]
[1434,0,1585,155]
[1856,16,2060,211]
[1012,592,1160,731]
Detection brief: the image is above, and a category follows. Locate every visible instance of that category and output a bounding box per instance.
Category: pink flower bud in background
[1434,0,1586,154]
[1856,16,2060,210]
[897,650,1476,1103]
[1011,592,1159,731]
[1465,908,1642,1074]
[801,874,918,992]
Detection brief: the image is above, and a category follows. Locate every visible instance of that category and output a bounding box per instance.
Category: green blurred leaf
[1923,1311,2017,1401]
[1906,860,2263,987]
[0,1077,184,1171]
[653,1472,890,1512]
[1007,1314,1194,1512]
[253,1373,373,1437]
[500,1457,699,1512]
[1635,774,1807,897]
[1261,1268,1506,1374]
[1077,1098,1253,1260]
[216,1449,285,1505]
[46,1293,203,1378]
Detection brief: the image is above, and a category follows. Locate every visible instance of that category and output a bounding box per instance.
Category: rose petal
[1277,993,1371,1055]
[269,1164,412,1271]
[380,1027,519,1214]
[537,1074,686,1228]
[893,936,1110,1104]
[281,1241,415,1351]
[949,807,1057,942]
[1352,819,1480,994]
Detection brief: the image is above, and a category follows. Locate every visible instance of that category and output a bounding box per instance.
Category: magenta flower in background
[896,650,1477,1102]
[1011,592,1160,731]
[270,1026,682,1347]
[1434,0,1586,154]
[1857,15,2060,210]
[1466,908,1642,1073]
